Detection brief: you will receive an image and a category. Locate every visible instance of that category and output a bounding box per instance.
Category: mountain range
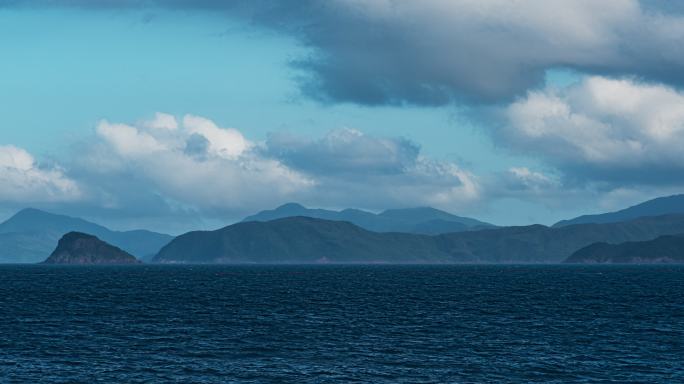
[0,208,172,263]
[6,194,684,264]
[554,194,684,227]
[242,203,495,234]
[154,213,684,264]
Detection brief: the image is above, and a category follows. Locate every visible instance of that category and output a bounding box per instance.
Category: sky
[1,0,684,234]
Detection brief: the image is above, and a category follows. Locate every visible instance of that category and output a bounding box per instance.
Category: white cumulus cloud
[500,76,684,184]
[69,114,483,219]
[83,115,313,214]
[0,145,80,203]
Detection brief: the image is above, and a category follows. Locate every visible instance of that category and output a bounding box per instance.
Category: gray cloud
[264,128,420,176]
[284,0,684,105]
[262,128,479,209]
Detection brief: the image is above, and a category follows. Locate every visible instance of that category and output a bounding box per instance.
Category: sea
[0,265,682,383]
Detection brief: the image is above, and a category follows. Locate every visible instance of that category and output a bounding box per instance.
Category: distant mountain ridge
[8,193,684,264]
[565,234,684,264]
[242,203,495,234]
[155,214,684,264]
[554,194,684,227]
[0,208,172,263]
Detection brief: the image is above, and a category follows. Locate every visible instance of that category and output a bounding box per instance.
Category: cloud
[289,0,684,105]
[0,145,80,203]
[287,0,640,104]
[5,110,675,229]
[478,165,572,207]
[81,115,312,216]
[182,115,250,158]
[264,128,479,209]
[96,121,166,156]
[504,167,560,193]
[143,112,178,131]
[4,1,684,105]
[265,128,420,175]
[498,76,684,185]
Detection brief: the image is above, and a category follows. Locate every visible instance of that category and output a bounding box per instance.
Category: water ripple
[0,265,682,383]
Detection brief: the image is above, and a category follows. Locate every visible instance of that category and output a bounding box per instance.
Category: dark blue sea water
[0,265,682,383]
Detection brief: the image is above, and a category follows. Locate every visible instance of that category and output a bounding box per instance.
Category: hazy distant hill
[565,235,684,264]
[440,214,684,263]
[554,194,684,227]
[242,203,495,234]
[0,208,172,263]
[154,214,684,264]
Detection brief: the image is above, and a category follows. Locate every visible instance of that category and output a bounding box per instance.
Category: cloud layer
[0,113,476,226]
[3,102,683,229]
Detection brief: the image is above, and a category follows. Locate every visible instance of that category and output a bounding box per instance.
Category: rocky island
[42,232,141,265]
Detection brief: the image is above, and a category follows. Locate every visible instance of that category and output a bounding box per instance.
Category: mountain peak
[274,202,307,211]
[12,207,54,218]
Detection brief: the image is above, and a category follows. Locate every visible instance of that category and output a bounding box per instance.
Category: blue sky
[0,7,505,163]
[1,1,684,233]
